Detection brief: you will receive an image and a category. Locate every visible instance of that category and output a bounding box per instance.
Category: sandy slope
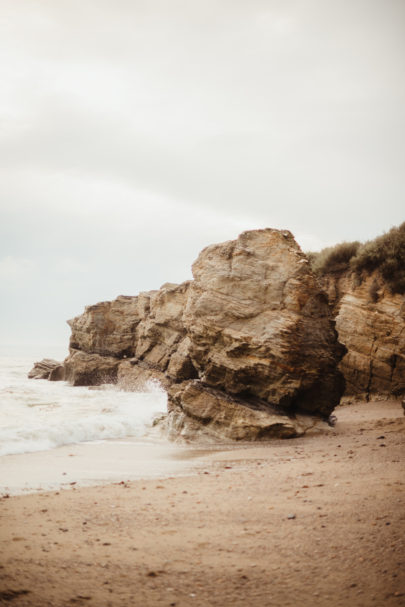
[0,400,404,607]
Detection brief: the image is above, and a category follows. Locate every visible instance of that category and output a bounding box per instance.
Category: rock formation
[28,359,64,381]
[29,229,347,440]
[320,271,405,400]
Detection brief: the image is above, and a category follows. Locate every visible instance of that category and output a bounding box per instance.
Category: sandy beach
[0,400,404,607]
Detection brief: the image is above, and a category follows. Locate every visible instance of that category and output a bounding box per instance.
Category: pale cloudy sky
[1,0,404,355]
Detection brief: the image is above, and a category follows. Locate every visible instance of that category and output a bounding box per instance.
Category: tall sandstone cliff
[320,271,405,401]
[31,229,347,440]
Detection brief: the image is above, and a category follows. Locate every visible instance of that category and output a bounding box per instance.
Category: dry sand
[0,400,404,607]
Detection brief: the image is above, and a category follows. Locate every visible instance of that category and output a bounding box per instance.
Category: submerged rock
[28,358,64,380]
[49,364,65,381]
[34,228,347,440]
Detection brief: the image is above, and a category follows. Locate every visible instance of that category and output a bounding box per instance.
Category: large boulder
[183,230,346,415]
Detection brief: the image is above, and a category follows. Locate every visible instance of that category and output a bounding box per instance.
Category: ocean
[0,355,220,495]
[0,355,167,458]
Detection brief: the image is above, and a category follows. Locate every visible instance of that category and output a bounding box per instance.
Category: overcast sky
[1,0,404,356]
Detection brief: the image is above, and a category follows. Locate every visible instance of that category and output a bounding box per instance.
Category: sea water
[0,356,167,457]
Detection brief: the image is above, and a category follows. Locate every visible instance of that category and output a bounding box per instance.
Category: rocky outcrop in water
[29,229,347,440]
[28,359,64,381]
[320,271,405,400]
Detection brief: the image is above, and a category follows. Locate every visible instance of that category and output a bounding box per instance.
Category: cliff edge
[320,271,404,400]
[307,222,405,401]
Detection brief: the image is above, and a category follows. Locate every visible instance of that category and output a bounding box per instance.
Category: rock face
[68,295,140,358]
[63,351,120,386]
[30,229,347,440]
[65,283,194,389]
[181,230,346,418]
[320,271,405,400]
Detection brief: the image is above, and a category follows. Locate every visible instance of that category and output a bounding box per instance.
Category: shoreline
[0,437,216,497]
[1,400,404,606]
[0,398,401,497]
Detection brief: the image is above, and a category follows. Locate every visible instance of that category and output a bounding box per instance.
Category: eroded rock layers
[320,272,405,400]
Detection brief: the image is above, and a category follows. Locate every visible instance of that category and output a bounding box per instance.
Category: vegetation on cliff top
[307,222,405,295]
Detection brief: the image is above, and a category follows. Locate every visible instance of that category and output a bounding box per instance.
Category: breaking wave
[0,357,167,456]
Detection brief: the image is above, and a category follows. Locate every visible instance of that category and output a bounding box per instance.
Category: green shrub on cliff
[351,222,405,294]
[307,222,405,295]
[307,241,360,275]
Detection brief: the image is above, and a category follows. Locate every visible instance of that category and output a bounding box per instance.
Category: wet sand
[0,438,211,496]
[0,400,404,606]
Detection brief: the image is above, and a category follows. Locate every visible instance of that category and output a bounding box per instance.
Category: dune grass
[307,222,405,295]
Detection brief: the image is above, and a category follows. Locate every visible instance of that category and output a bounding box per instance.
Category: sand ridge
[0,400,404,607]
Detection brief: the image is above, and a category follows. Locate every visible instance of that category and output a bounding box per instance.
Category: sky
[1,0,404,355]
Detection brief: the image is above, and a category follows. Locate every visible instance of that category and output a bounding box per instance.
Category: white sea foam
[0,356,167,456]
